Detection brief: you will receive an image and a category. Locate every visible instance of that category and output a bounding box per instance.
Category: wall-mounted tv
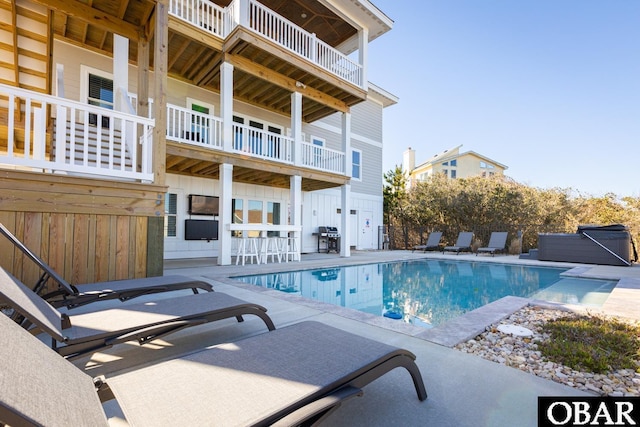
[185,219,218,241]
[188,194,219,216]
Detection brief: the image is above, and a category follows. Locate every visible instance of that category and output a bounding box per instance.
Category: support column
[340,183,351,257]
[113,34,128,112]
[291,92,302,165]
[137,36,150,119]
[220,62,234,151]
[341,111,351,257]
[358,28,368,90]
[153,0,168,185]
[290,175,302,256]
[218,163,234,265]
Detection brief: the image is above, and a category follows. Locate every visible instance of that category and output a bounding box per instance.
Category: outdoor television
[185,219,218,241]
[188,194,219,216]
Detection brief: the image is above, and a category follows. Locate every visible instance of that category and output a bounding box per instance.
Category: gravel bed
[454,305,640,396]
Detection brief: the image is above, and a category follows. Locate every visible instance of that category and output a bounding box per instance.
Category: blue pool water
[235,259,617,328]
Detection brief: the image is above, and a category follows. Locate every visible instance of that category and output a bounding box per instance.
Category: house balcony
[169,0,363,88]
[0,84,154,183]
[0,84,348,190]
[166,0,368,123]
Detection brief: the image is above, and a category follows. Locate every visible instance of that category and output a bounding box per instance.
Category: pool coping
[179,252,640,348]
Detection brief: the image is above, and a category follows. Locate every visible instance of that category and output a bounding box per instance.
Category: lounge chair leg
[236,315,244,323]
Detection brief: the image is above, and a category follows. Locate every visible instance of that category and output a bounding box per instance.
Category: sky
[366,0,640,197]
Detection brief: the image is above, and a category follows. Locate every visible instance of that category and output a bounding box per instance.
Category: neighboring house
[0,0,395,286]
[403,146,507,188]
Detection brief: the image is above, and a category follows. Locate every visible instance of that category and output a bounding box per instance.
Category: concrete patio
[73,251,640,427]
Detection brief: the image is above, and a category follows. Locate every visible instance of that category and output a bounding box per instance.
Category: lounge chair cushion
[108,321,425,426]
[0,312,108,427]
[0,267,275,359]
[0,311,426,426]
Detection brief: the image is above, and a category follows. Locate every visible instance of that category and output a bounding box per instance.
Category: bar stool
[280,235,300,262]
[235,237,260,265]
[260,236,281,263]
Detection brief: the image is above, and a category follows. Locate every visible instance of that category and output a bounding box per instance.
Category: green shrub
[537,315,640,374]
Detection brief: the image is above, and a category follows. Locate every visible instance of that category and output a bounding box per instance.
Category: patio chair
[412,231,443,252]
[476,232,508,256]
[442,232,474,254]
[0,267,275,360]
[0,222,212,309]
[0,314,427,426]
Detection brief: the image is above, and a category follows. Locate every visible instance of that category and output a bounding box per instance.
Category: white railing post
[239,0,249,28]
[7,94,14,156]
[33,107,45,161]
[310,33,317,63]
[55,105,67,163]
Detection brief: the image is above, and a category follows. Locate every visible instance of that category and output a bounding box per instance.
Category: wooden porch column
[218,163,233,265]
[137,36,150,120]
[153,0,168,185]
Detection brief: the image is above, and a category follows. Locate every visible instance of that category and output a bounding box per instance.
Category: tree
[383,165,411,247]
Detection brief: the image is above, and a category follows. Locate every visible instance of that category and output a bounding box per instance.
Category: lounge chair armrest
[107,319,208,346]
[271,386,363,427]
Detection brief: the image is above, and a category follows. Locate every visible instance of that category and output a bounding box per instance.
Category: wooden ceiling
[166,143,349,191]
[44,0,364,122]
[31,0,362,191]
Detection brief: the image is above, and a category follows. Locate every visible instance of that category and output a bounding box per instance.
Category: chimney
[403,147,415,173]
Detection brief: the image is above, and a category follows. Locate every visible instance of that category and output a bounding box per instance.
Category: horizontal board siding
[350,100,383,141]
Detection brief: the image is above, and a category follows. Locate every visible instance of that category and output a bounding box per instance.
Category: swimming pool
[235,259,617,328]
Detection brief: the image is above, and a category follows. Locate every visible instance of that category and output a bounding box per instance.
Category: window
[311,137,324,168]
[233,116,245,150]
[88,73,113,127]
[442,161,448,166]
[164,193,177,237]
[443,169,448,177]
[267,202,281,237]
[450,169,457,179]
[231,198,243,237]
[187,98,214,144]
[450,159,457,167]
[247,200,263,237]
[351,149,362,180]
[248,120,264,155]
[232,114,283,156]
[480,161,487,168]
[267,126,281,159]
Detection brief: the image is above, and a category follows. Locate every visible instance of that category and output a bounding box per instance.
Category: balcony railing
[0,84,154,182]
[169,0,363,87]
[0,84,346,181]
[165,105,345,174]
[231,123,292,163]
[169,0,226,38]
[300,142,345,174]
[167,104,222,148]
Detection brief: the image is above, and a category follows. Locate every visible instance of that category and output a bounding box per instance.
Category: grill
[317,226,341,253]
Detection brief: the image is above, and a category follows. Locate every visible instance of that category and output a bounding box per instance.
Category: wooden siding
[351,139,383,196]
[0,170,167,290]
[351,99,383,142]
